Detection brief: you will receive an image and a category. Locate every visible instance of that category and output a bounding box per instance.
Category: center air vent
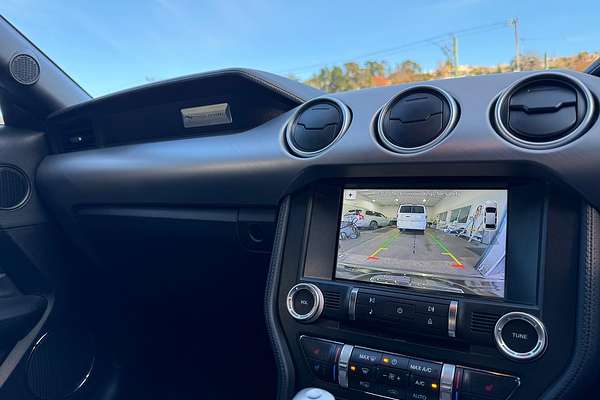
[494,72,595,149]
[377,86,458,153]
[285,97,350,157]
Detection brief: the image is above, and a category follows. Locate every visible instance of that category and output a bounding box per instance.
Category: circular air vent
[377,86,458,153]
[285,97,351,157]
[494,72,595,149]
[9,53,40,85]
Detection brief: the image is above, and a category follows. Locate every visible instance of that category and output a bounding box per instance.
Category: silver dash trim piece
[439,363,456,400]
[348,288,359,321]
[181,103,232,128]
[448,300,458,338]
[337,344,354,388]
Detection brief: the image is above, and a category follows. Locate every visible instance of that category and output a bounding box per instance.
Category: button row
[300,336,520,400]
[349,347,442,380]
[355,292,450,336]
[347,347,442,399]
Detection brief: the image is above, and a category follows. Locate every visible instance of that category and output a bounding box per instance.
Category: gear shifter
[292,388,335,400]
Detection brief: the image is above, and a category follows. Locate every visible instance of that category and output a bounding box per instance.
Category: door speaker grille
[0,166,29,209]
[27,331,95,400]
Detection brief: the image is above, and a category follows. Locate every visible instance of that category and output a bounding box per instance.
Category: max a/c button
[407,359,442,379]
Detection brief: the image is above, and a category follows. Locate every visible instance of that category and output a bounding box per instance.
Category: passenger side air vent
[494,72,595,149]
[285,97,350,157]
[470,311,500,335]
[377,86,458,153]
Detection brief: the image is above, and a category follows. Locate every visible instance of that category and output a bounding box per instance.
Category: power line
[512,18,520,71]
[280,21,510,75]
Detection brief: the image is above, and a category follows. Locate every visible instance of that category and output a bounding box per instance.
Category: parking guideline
[427,232,464,268]
[367,231,399,261]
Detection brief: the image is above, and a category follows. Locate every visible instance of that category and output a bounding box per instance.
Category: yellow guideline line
[428,233,464,268]
[368,247,388,259]
[441,251,463,267]
[367,230,399,261]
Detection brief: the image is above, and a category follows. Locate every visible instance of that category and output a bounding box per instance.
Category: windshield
[3,1,599,97]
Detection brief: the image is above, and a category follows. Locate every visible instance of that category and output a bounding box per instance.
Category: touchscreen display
[336,189,507,298]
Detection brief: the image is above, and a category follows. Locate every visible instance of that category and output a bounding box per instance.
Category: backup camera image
[336,189,507,298]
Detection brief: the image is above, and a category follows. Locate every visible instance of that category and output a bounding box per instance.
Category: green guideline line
[367,230,399,260]
[381,231,399,248]
[427,232,464,267]
[428,232,451,253]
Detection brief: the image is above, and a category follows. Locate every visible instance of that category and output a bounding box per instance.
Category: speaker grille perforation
[10,54,40,85]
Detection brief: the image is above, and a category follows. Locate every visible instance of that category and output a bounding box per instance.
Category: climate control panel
[300,336,519,400]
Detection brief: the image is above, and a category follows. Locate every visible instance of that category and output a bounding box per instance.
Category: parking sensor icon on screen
[344,190,357,200]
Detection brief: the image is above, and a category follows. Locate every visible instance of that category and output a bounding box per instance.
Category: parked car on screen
[397,205,427,232]
[343,209,389,230]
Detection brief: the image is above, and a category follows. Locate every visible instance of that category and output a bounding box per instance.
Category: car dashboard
[35,68,600,400]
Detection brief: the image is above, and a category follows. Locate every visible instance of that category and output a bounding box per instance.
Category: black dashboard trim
[541,205,600,399]
[47,68,322,119]
[265,196,295,400]
[38,70,600,216]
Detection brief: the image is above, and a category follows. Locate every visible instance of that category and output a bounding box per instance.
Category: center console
[298,335,519,400]
[269,178,581,400]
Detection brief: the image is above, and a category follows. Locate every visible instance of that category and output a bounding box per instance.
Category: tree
[513,52,543,71]
[389,60,423,84]
[304,51,600,93]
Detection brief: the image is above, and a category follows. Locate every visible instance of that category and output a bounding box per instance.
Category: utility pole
[544,52,549,70]
[511,18,520,71]
[452,35,459,76]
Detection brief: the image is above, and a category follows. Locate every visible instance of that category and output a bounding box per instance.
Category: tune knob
[286,283,324,323]
[494,312,547,361]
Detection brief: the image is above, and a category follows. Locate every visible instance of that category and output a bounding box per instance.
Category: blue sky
[3,0,600,97]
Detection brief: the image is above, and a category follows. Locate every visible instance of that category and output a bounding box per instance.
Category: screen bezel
[334,188,509,299]
[301,179,544,306]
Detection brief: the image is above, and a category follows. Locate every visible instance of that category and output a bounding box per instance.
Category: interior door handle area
[0,295,47,344]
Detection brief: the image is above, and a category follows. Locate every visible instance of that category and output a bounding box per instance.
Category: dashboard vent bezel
[376,85,459,154]
[284,97,351,158]
[493,71,595,150]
